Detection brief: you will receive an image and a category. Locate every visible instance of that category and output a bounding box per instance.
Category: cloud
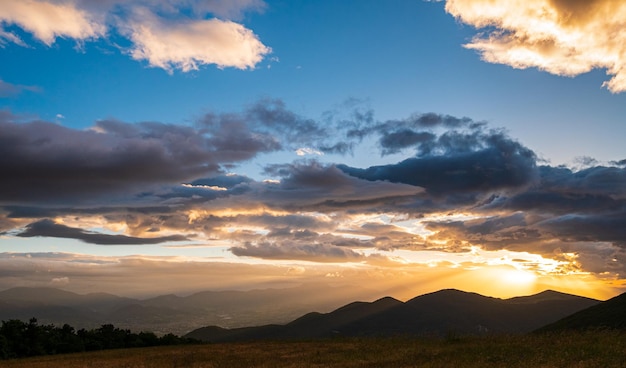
[0,118,216,203]
[445,0,626,92]
[0,113,287,203]
[338,131,537,197]
[259,161,423,210]
[416,163,626,275]
[379,130,436,156]
[0,0,270,71]
[0,79,41,97]
[124,8,271,72]
[17,219,188,245]
[230,241,367,263]
[245,99,329,144]
[540,213,626,246]
[491,165,626,215]
[0,0,105,45]
[50,276,70,285]
[2,100,626,284]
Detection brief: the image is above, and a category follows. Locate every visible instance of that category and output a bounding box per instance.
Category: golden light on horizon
[501,268,537,286]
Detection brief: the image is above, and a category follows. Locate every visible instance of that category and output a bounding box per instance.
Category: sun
[502,268,537,285]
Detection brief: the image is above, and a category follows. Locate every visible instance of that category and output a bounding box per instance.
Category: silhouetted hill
[185,289,599,342]
[280,296,404,338]
[507,289,580,304]
[536,292,626,332]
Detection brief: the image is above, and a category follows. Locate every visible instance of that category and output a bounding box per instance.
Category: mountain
[185,289,599,342]
[0,287,132,312]
[0,287,134,329]
[0,286,602,338]
[536,292,626,332]
[0,284,374,335]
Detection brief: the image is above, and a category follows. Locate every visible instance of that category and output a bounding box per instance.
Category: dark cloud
[199,99,359,155]
[258,161,422,210]
[230,241,366,263]
[241,213,332,231]
[380,130,436,155]
[0,79,40,97]
[3,205,178,220]
[245,98,328,144]
[540,212,626,246]
[199,114,281,162]
[0,119,209,203]
[341,112,484,156]
[489,165,626,215]
[3,100,626,281]
[17,219,188,245]
[338,132,537,196]
[318,142,353,155]
[0,112,285,203]
[346,112,476,140]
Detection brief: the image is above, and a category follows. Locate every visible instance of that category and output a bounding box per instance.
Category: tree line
[0,318,200,359]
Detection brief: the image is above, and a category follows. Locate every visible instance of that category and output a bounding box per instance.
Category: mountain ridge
[536,291,626,332]
[0,286,606,338]
[185,288,601,342]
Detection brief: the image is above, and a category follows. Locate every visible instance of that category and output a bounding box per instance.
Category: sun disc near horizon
[502,268,538,286]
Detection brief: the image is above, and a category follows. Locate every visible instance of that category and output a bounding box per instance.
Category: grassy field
[3,331,625,368]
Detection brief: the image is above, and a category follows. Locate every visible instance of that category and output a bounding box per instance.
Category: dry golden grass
[3,331,626,368]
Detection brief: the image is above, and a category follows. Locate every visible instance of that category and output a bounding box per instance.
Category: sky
[1,0,626,301]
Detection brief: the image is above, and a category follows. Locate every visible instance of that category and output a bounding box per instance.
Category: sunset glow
[1,0,626,304]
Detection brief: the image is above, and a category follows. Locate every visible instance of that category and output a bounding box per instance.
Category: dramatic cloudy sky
[1,0,626,300]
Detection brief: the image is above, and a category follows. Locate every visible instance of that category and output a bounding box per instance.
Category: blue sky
[1,0,626,300]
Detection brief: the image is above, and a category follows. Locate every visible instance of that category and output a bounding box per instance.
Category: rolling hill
[536,291,626,332]
[186,289,599,342]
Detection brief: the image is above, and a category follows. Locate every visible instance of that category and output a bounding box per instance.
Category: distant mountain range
[3,286,617,340]
[185,289,600,342]
[0,284,375,335]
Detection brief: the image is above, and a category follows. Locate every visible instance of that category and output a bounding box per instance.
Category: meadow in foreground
[3,331,625,368]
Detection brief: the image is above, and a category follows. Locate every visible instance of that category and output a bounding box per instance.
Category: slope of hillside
[536,292,626,332]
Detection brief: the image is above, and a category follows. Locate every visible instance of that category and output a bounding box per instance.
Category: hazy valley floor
[3,331,626,368]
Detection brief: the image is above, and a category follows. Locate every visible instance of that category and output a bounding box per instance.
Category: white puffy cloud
[0,0,270,71]
[125,8,270,71]
[0,0,105,45]
[445,0,626,92]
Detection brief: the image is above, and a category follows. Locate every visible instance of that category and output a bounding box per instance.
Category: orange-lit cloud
[445,0,626,92]
[0,0,104,45]
[124,8,270,71]
[0,0,270,71]
[2,100,626,299]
